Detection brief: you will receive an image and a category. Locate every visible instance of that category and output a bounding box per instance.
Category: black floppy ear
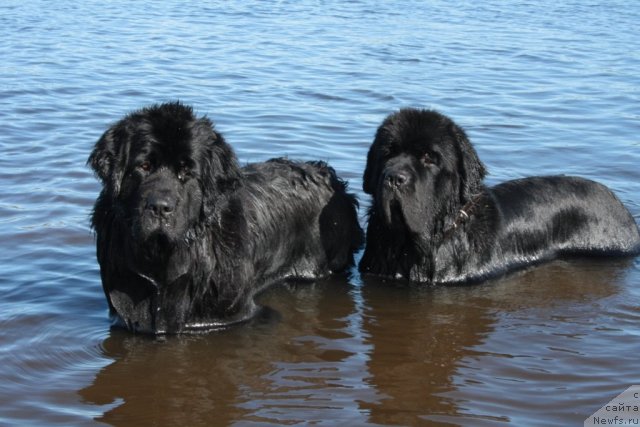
[363,120,392,195]
[362,142,380,195]
[192,118,242,217]
[88,124,128,197]
[448,122,487,203]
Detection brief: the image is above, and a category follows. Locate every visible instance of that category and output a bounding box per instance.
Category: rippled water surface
[1,1,639,425]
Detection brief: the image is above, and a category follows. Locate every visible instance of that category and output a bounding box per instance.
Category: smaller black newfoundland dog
[89,102,363,334]
[359,108,640,284]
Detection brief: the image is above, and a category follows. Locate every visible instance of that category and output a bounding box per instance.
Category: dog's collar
[443,194,484,240]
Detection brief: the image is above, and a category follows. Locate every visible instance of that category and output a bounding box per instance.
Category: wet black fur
[359,108,640,284]
[89,102,363,334]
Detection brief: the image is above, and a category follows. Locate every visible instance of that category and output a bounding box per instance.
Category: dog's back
[491,176,640,258]
[241,158,363,281]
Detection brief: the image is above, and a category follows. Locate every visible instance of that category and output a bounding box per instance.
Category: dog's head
[363,108,486,235]
[89,102,241,250]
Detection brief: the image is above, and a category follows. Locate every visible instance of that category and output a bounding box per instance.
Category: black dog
[359,108,640,284]
[89,102,363,333]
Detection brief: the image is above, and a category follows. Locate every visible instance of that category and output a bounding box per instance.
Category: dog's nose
[146,195,175,218]
[385,170,410,188]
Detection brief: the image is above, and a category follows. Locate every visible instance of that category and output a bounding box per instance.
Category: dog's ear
[192,118,242,217]
[88,124,128,197]
[362,143,379,195]
[363,121,392,195]
[448,122,487,203]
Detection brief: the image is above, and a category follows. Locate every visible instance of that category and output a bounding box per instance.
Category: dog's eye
[421,153,436,166]
[178,161,192,180]
[138,161,152,172]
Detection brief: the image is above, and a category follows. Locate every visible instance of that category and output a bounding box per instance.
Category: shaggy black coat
[89,102,363,334]
[359,108,640,284]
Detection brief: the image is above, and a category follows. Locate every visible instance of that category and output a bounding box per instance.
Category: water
[1,0,639,425]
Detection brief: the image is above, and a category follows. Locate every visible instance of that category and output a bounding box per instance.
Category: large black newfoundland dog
[89,102,363,334]
[359,108,640,284]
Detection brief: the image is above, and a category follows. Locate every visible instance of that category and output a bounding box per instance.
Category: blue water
[1,1,639,425]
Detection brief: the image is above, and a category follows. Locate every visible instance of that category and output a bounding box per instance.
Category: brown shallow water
[2,1,640,425]
[8,257,638,426]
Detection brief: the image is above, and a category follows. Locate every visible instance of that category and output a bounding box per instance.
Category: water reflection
[81,329,256,424]
[359,258,626,425]
[80,277,378,425]
[79,258,631,425]
[359,281,495,424]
